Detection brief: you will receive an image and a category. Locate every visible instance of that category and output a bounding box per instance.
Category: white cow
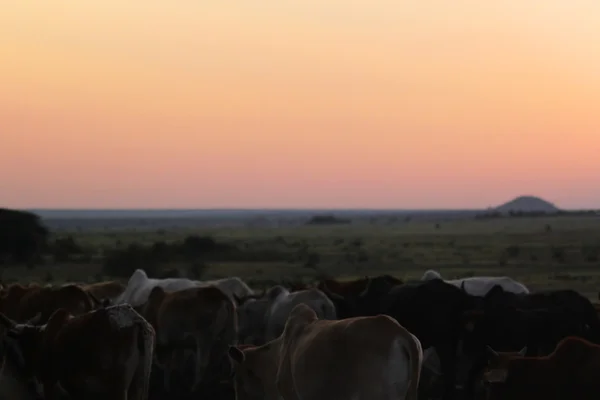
[237,285,337,345]
[421,269,529,296]
[200,277,255,300]
[115,269,255,307]
[114,269,198,307]
[420,269,529,387]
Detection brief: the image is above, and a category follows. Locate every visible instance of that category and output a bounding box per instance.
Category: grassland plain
[2,214,600,299]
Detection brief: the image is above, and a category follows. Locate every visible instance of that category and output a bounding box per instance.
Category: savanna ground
[3,213,600,300]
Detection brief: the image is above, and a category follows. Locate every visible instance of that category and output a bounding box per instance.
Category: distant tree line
[475,210,599,220]
[306,215,351,225]
[0,208,291,278]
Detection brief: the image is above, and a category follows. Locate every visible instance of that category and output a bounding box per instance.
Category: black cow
[481,286,600,344]
[383,280,484,400]
[461,286,600,399]
[323,277,483,400]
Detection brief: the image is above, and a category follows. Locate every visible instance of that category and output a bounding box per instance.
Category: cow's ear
[228,346,245,364]
[232,294,243,306]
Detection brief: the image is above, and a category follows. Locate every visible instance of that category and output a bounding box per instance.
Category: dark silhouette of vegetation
[306,215,351,225]
[0,208,49,267]
[49,236,85,262]
[100,235,289,278]
[475,210,599,219]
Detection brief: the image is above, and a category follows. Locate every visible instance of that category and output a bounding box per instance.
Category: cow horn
[87,292,103,308]
[518,346,527,357]
[485,345,499,357]
[0,313,16,329]
[26,313,43,326]
[359,278,373,298]
[320,282,344,301]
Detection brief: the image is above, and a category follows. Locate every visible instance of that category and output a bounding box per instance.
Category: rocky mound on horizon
[494,196,561,214]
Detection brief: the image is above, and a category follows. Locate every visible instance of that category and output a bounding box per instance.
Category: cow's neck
[257,340,282,399]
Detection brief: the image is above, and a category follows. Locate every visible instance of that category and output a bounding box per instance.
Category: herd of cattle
[1,268,600,399]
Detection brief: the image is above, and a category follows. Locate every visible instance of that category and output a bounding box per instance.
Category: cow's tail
[402,332,423,400]
[136,319,155,400]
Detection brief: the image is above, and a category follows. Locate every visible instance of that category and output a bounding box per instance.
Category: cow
[139,285,237,393]
[116,269,254,308]
[81,280,126,305]
[482,336,600,400]
[421,269,530,295]
[236,285,336,345]
[319,274,403,319]
[0,304,155,399]
[229,303,423,400]
[375,279,480,400]
[199,277,254,301]
[479,285,600,343]
[0,314,44,400]
[281,280,311,292]
[460,285,600,399]
[114,269,198,307]
[318,274,403,297]
[413,273,528,391]
[0,283,95,324]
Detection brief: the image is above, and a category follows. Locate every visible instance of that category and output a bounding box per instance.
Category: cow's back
[17,285,92,323]
[278,314,421,400]
[266,289,336,341]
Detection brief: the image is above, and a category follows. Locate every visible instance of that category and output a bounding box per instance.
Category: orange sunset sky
[1,1,599,209]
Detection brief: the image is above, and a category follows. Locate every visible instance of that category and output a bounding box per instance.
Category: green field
[3,214,600,299]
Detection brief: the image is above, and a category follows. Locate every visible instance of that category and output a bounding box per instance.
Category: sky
[1,1,599,209]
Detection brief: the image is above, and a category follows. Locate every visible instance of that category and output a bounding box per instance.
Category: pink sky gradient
[1,1,599,209]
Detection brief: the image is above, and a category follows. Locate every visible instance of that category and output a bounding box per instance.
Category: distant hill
[494,196,561,214]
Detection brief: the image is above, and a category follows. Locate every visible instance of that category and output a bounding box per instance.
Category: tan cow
[229,303,423,400]
[0,304,154,399]
[139,285,237,392]
[82,280,126,304]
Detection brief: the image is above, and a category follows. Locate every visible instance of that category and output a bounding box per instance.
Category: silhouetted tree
[0,208,49,267]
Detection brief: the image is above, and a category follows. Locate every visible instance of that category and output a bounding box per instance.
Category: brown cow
[0,304,154,399]
[319,274,403,319]
[229,303,423,400]
[82,280,126,306]
[0,283,94,324]
[139,285,237,392]
[483,336,600,400]
[317,276,371,297]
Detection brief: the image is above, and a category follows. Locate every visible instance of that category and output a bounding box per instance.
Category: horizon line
[23,207,598,212]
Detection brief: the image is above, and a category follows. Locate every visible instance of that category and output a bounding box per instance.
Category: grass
[2,214,600,299]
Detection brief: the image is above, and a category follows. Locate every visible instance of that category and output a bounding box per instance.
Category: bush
[50,236,85,263]
[102,243,160,278]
